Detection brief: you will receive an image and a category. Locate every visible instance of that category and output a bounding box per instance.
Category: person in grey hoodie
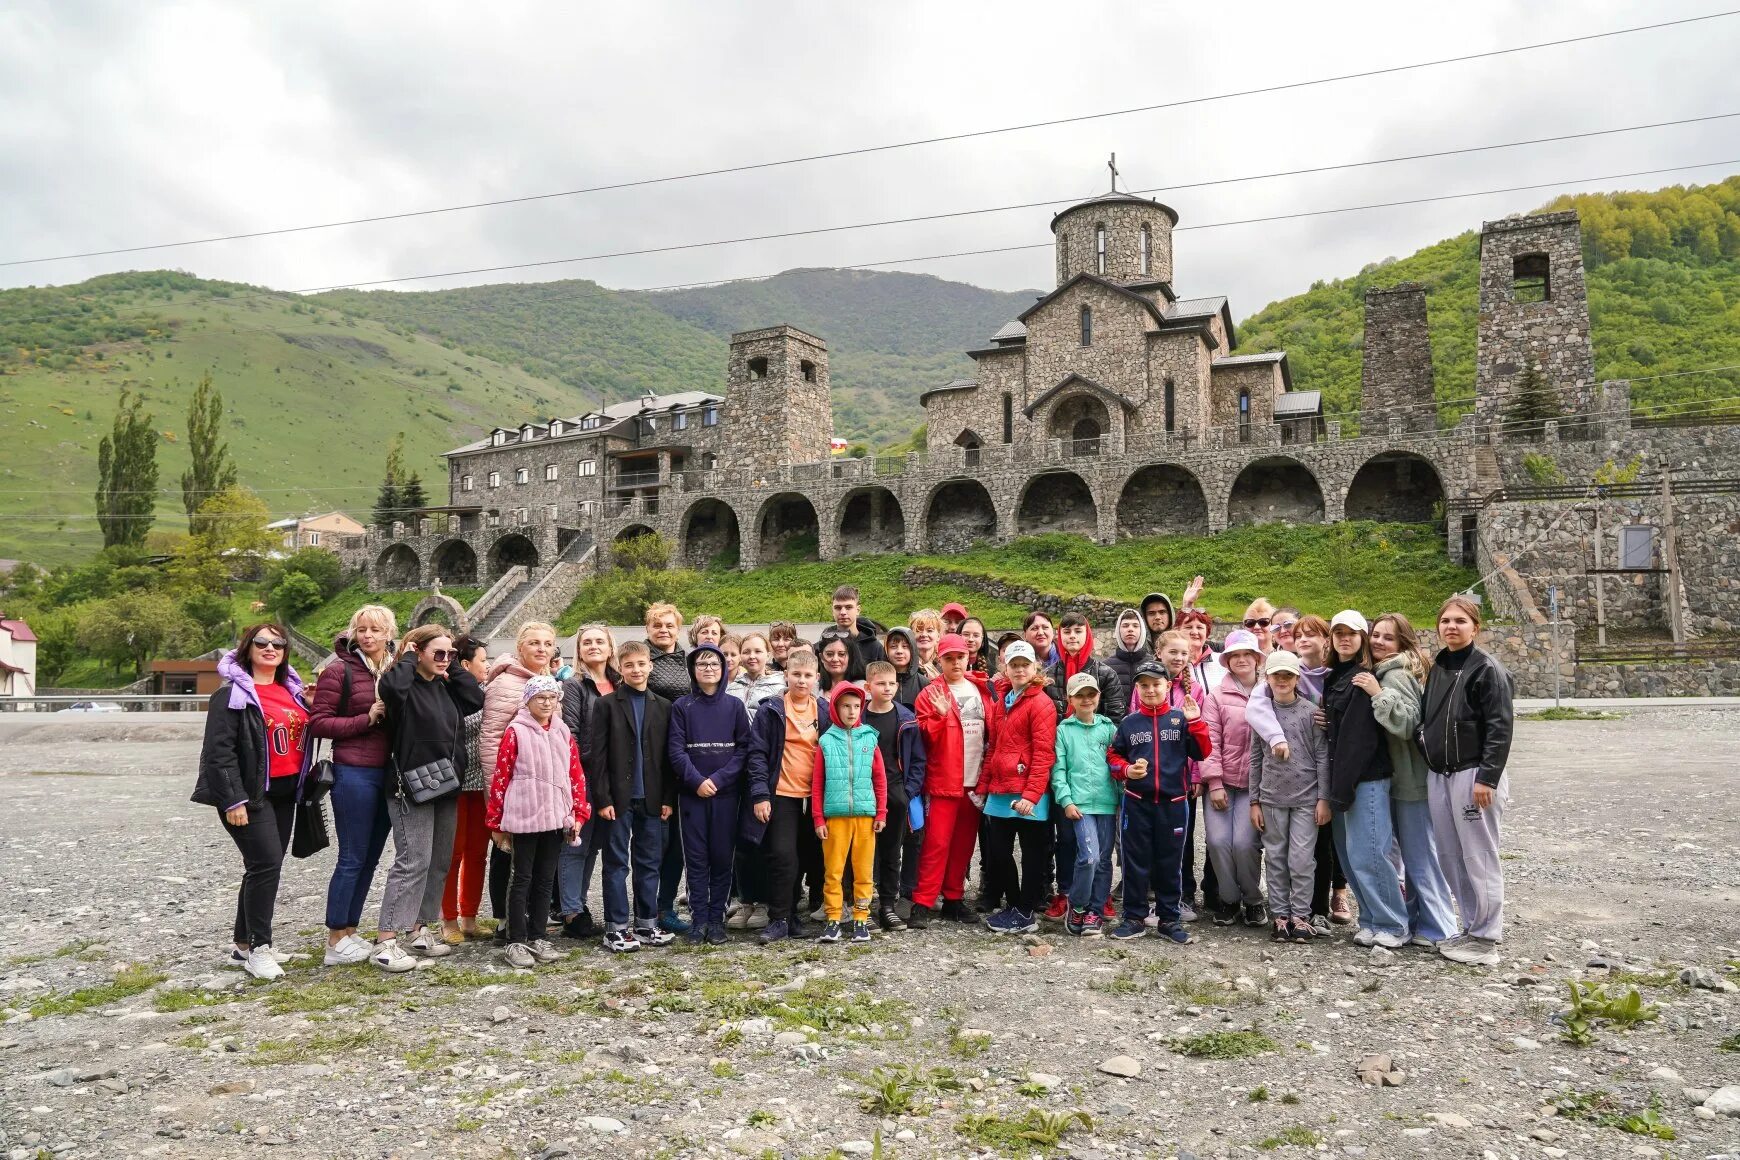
[1104,608,1149,700]
[1248,650,1329,943]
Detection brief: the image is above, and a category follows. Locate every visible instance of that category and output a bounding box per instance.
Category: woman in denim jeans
[308,605,397,966]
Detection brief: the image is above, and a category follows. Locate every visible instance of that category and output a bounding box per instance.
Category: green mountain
[1234,175,1740,421]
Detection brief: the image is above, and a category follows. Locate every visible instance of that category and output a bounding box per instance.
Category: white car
[59,701,125,713]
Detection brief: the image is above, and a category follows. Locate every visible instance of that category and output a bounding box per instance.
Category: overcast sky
[3,0,1737,318]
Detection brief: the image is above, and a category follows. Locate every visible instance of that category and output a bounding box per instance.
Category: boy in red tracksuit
[1107,660,1210,944]
[909,633,999,929]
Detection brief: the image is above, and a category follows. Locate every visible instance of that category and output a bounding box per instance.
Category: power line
[5,7,1735,270]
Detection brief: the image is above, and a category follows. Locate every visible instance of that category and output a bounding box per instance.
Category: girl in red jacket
[909,633,999,928]
[979,641,1059,934]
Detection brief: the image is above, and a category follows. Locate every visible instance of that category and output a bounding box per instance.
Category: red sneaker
[1042,894,1069,921]
[1101,896,1118,921]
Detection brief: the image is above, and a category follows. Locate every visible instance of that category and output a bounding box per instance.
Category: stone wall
[900,565,1126,625]
[1052,198,1175,286]
[1361,284,1435,434]
[1208,361,1282,432]
[720,326,834,470]
[1476,211,1595,424]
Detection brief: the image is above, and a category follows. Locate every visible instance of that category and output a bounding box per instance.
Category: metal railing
[1,694,212,712]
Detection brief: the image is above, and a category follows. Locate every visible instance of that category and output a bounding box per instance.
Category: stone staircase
[1474,442,1503,497]
[472,576,541,640]
[476,533,598,646]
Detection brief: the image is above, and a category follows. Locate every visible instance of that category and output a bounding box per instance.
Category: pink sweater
[1200,674,1258,792]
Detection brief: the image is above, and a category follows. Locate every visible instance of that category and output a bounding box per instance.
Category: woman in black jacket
[1420,594,1515,968]
[369,624,485,974]
[191,623,311,981]
[1322,610,1410,950]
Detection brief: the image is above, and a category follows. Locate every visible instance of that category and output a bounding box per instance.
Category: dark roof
[1017,271,1167,327]
[1023,374,1138,419]
[1273,389,1322,418]
[1165,295,1237,347]
[917,378,978,404]
[1211,351,1294,392]
[1050,191,1180,229]
[989,319,1028,344]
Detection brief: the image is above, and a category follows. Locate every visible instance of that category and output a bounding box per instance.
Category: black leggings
[507,830,564,945]
[224,779,298,948]
[1311,823,1346,916]
[765,796,823,921]
[980,813,1055,914]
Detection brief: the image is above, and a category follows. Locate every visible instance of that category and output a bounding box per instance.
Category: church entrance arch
[1115,464,1209,538]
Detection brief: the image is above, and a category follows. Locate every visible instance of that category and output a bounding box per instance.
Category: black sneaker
[938,900,964,923]
[705,923,727,946]
[817,921,842,943]
[492,926,509,946]
[878,907,906,932]
[788,917,808,940]
[1064,908,1088,937]
[684,926,705,945]
[851,920,872,943]
[1243,902,1268,928]
[758,919,790,945]
[635,925,675,947]
[1270,922,1290,943]
[1213,901,1240,926]
[1290,919,1314,944]
[906,904,932,930]
[562,909,597,940]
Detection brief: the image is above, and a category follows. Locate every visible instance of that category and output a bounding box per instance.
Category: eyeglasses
[428,648,454,661]
[1243,618,1271,629]
[252,639,287,650]
[1271,620,1296,632]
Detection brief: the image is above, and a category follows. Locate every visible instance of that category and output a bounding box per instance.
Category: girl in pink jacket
[1201,630,1266,927]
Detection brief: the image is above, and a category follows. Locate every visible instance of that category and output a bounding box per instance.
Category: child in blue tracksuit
[1108,661,1210,943]
[667,645,751,945]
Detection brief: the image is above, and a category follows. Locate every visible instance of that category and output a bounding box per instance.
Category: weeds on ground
[262,970,397,1015]
[855,1063,962,1115]
[1257,1125,1323,1150]
[1168,1030,1279,1059]
[1248,1085,1270,1102]
[1559,981,1659,1046]
[29,964,166,1018]
[1520,707,1622,721]
[153,984,247,1012]
[426,965,535,989]
[1718,1032,1740,1052]
[710,1060,741,1079]
[1166,970,1258,1007]
[403,1042,459,1073]
[746,1109,778,1128]
[949,1028,991,1059]
[957,1109,1091,1156]
[1553,1089,1676,1140]
[251,1028,377,1065]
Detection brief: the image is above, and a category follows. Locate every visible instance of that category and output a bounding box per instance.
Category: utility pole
[1659,458,1686,644]
[1548,584,1562,709]
[1591,505,1607,647]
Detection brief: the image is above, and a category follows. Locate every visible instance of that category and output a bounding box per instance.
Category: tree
[171,486,278,586]
[373,432,407,529]
[400,471,428,518]
[95,387,159,548]
[76,590,201,679]
[264,547,345,601]
[180,372,237,532]
[1503,362,1559,442]
[180,591,235,647]
[269,572,325,623]
[25,608,77,686]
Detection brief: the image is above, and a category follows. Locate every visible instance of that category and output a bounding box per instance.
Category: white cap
[1003,640,1037,665]
[1220,628,1262,657]
[1329,609,1369,634]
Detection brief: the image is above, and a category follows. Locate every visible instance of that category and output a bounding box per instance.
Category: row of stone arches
[374,532,546,589]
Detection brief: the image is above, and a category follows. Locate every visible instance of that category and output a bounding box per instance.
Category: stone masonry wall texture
[1361,283,1435,434]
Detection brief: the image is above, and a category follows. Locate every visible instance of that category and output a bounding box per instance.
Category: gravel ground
[1,707,1738,1160]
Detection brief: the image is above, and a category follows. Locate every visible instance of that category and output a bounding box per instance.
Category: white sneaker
[242,946,284,981]
[1372,931,1409,949]
[746,903,770,930]
[371,940,416,973]
[1144,904,1160,929]
[408,927,454,958]
[503,942,536,968]
[528,938,568,963]
[1352,928,1377,947]
[228,945,292,967]
[725,904,750,930]
[323,936,370,966]
[1439,936,1501,967]
[808,905,827,923]
[1407,934,1437,948]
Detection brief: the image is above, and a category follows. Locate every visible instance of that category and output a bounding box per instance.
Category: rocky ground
[1,707,1738,1160]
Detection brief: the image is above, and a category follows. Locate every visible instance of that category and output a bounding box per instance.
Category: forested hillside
[1234,176,1740,422]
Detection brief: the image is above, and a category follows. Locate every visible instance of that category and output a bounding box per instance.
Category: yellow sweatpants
[821,816,877,922]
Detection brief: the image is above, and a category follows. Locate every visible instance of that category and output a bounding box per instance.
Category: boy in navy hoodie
[862,660,926,930]
[666,645,751,945]
[1109,661,1210,943]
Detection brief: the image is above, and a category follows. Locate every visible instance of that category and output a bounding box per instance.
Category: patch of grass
[746,1109,778,1128]
[1258,1125,1323,1150]
[172,1033,209,1049]
[523,992,585,1017]
[859,1067,924,1115]
[261,970,397,1015]
[1554,1089,1677,1141]
[1165,971,1258,1008]
[181,1012,230,1026]
[29,964,167,1018]
[1279,1092,1301,1105]
[711,1060,741,1079]
[403,1042,459,1073]
[452,1114,483,1132]
[1168,1030,1279,1059]
[251,1028,377,1065]
[1521,706,1622,721]
[1719,1031,1740,1052]
[956,1109,1092,1156]
[425,965,535,988]
[1248,1085,1270,1102]
[949,1029,991,1059]
[716,1026,745,1048]
[153,984,246,1013]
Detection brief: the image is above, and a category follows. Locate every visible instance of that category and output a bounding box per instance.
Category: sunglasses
[1244,618,1271,629]
[252,639,287,650]
[427,648,454,661]
[1271,620,1296,632]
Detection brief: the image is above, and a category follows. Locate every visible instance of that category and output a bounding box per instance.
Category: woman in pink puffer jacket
[1199,630,1267,926]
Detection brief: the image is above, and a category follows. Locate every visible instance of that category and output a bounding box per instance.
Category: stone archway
[1017,470,1097,536]
[837,487,905,556]
[375,543,421,588]
[1048,394,1111,457]
[1346,451,1446,524]
[925,479,997,553]
[1228,457,1325,526]
[431,539,478,586]
[758,493,820,564]
[679,498,741,570]
[409,592,471,633]
[486,532,540,579]
[1115,464,1209,538]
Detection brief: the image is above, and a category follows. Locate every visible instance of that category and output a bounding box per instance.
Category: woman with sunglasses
[1240,599,1277,653]
[192,623,312,981]
[371,624,486,973]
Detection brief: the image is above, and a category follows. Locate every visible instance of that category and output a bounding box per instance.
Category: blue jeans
[1393,797,1458,943]
[1332,778,1409,939]
[602,800,666,930]
[324,763,391,930]
[1067,813,1116,915]
[557,817,602,918]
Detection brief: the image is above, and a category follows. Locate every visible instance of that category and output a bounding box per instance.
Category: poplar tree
[180,372,237,532]
[96,387,159,548]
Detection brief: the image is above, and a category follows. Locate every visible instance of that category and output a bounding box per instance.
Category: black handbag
[291,797,331,859]
[395,756,460,805]
[303,664,353,804]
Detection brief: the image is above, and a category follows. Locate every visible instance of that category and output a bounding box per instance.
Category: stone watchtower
[1051,192,1179,288]
[1361,283,1436,434]
[1475,211,1596,425]
[718,325,834,470]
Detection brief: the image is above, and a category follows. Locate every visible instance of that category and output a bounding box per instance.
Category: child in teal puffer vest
[1052,672,1124,937]
[811,683,888,943]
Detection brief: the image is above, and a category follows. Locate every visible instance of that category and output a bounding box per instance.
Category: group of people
[192,579,1516,982]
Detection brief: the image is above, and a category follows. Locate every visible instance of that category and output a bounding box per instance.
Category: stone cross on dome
[1107,152,1119,192]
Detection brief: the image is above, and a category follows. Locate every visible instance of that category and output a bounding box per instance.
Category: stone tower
[1475,211,1596,425]
[1361,283,1436,434]
[1051,192,1179,288]
[719,325,833,470]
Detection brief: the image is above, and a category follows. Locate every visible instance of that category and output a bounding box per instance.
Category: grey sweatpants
[379,793,459,935]
[1204,788,1263,906]
[1427,767,1507,942]
[1259,804,1318,919]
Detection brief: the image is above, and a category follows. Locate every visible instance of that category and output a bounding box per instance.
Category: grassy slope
[0,277,590,566]
[557,523,1474,632]
[293,579,482,644]
[1234,176,1740,420]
